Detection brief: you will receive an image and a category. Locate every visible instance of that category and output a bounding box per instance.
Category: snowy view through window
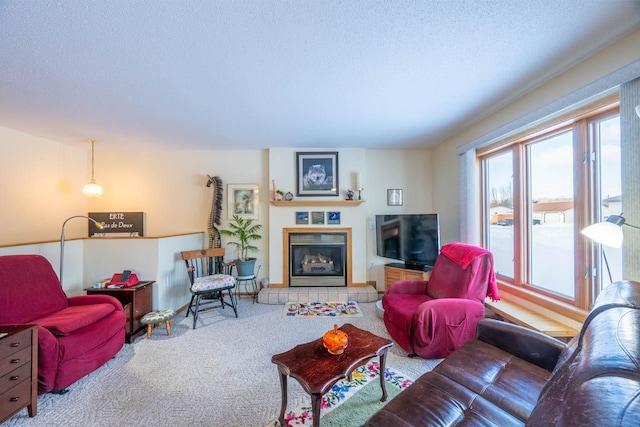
[486,115,621,298]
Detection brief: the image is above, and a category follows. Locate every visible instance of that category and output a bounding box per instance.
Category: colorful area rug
[267,361,413,426]
[282,301,363,318]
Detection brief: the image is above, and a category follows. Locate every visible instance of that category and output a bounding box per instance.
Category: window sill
[496,281,588,324]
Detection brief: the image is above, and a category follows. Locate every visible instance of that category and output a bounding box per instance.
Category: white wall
[84,233,203,310]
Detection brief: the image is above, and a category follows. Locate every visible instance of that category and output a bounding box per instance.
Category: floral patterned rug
[267,361,413,426]
[282,301,363,318]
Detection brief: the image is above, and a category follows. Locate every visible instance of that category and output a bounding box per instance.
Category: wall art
[296,151,339,197]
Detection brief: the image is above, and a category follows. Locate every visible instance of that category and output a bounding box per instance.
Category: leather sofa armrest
[67,295,124,312]
[476,318,567,372]
[386,279,429,295]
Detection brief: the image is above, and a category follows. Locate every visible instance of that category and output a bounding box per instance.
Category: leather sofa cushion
[364,338,551,426]
[434,339,550,422]
[528,304,640,426]
[34,303,116,336]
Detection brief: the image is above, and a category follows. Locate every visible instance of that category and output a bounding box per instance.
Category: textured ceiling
[1,0,639,150]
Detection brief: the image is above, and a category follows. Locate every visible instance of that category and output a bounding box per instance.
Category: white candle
[356,172,363,190]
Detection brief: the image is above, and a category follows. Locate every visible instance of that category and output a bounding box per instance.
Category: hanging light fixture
[83,139,103,197]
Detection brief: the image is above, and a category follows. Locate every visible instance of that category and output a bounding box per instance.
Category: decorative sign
[88,212,144,237]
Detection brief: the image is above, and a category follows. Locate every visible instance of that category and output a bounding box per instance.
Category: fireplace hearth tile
[257,286,378,304]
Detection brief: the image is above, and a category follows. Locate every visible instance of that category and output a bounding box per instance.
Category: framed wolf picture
[296,151,339,197]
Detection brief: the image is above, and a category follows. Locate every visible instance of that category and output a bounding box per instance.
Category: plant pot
[235,258,256,277]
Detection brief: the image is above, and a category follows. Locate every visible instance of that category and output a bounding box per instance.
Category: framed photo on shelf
[387,189,403,206]
[296,151,339,197]
[311,211,325,225]
[296,211,309,225]
[227,183,259,219]
[327,211,341,225]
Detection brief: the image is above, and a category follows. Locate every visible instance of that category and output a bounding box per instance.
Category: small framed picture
[296,211,309,225]
[327,211,341,225]
[296,151,339,197]
[311,211,325,225]
[387,189,403,206]
[228,184,259,219]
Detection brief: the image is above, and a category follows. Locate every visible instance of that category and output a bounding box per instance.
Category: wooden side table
[0,325,38,423]
[384,263,432,291]
[85,281,154,343]
[271,324,393,427]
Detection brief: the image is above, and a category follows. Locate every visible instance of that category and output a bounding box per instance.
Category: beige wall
[432,27,640,244]
[0,126,88,244]
[267,148,433,290]
[0,135,433,291]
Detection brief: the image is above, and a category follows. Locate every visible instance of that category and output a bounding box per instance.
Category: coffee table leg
[311,394,322,427]
[379,350,389,402]
[277,372,288,427]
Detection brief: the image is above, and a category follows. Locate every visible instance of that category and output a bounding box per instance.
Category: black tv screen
[375,214,440,268]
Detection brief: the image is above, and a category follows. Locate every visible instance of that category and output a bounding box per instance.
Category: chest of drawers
[0,325,38,423]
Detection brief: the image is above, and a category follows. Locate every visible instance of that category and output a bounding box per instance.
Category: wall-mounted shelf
[270,200,365,207]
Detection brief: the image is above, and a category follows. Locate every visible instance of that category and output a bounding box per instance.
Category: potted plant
[275,190,284,201]
[220,214,263,277]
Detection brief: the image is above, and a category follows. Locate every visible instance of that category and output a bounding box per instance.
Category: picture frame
[311,211,325,225]
[327,211,341,225]
[296,151,339,197]
[296,211,309,225]
[227,183,259,219]
[387,189,403,206]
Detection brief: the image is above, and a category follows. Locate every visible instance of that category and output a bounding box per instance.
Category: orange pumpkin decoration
[323,324,348,355]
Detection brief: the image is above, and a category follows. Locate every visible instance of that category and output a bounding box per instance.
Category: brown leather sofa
[364,280,640,426]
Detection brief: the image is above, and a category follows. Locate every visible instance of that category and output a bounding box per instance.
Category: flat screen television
[375,213,440,269]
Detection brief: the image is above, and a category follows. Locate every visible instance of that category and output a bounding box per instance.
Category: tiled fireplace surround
[257,227,378,304]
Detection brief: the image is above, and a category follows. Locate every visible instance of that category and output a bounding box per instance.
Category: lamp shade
[83,182,103,197]
[581,221,624,248]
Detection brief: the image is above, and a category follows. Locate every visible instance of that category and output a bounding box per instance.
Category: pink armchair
[0,255,125,394]
[382,242,498,359]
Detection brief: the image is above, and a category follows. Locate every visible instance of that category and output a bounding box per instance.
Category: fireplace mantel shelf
[271,200,365,207]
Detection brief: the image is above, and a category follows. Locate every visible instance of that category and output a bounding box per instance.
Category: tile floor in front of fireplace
[257,285,379,304]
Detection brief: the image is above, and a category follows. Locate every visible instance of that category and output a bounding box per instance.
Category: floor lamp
[60,215,103,286]
[581,214,640,283]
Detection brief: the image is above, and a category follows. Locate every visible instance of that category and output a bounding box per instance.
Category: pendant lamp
[83,139,103,197]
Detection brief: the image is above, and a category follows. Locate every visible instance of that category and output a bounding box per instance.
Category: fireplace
[283,228,352,287]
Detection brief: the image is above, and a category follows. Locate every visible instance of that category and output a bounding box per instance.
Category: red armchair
[382,242,498,359]
[0,254,125,394]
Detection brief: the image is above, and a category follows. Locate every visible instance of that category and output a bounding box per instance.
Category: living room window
[479,96,620,313]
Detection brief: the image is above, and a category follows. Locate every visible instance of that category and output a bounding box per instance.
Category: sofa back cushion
[0,254,68,323]
[427,246,494,303]
[526,280,640,426]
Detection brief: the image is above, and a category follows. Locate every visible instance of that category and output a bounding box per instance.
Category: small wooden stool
[141,309,176,339]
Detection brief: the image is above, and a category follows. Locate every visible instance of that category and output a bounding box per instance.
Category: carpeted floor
[4,299,441,427]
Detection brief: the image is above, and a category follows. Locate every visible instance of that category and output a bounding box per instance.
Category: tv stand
[383,263,432,291]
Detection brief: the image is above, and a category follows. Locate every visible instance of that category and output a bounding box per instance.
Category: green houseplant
[220,214,263,277]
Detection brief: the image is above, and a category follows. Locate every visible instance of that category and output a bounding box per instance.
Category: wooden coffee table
[271,323,393,427]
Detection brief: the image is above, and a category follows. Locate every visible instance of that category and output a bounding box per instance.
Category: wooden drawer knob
[10,342,20,347]
[10,397,20,402]
[10,375,20,381]
[10,358,20,364]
